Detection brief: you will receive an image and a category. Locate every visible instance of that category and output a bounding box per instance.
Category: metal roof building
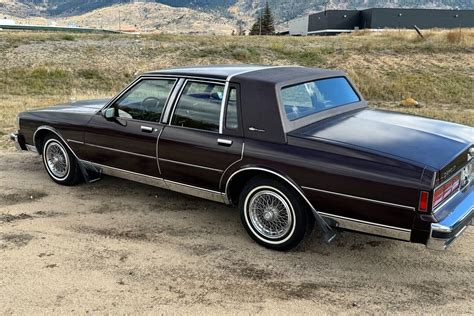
[288,8,474,36]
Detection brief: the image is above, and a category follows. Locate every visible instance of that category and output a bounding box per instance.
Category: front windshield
[281,77,360,121]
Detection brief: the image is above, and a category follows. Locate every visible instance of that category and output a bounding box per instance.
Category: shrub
[446,30,464,44]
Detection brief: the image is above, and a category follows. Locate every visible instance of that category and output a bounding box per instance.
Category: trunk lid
[292,108,473,170]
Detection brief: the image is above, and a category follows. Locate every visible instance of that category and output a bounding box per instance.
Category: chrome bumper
[427,181,474,250]
[10,132,25,151]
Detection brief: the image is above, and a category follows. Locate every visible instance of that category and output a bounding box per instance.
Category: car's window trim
[223,84,242,135]
[110,77,178,124]
[275,75,368,134]
[100,76,178,115]
[167,78,227,134]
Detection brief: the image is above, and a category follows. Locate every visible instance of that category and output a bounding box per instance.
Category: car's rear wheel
[239,176,314,251]
[42,134,82,185]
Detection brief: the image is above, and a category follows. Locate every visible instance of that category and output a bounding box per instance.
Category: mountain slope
[11,0,474,21]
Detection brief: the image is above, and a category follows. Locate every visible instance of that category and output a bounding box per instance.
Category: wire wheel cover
[45,141,69,179]
[248,190,293,239]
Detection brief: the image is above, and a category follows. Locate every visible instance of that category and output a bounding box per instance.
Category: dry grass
[1,29,473,150]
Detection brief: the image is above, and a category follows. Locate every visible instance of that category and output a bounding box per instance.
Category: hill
[5,0,474,21]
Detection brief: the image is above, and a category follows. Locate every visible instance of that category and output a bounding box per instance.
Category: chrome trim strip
[102,76,178,113]
[33,126,80,159]
[158,158,223,173]
[84,142,156,160]
[67,139,84,145]
[81,160,167,189]
[219,143,245,200]
[165,180,225,203]
[167,79,226,128]
[318,212,412,241]
[162,78,185,124]
[302,186,416,211]
[219,81,230,134]
[155,127,164,175]
[79,160,225,203]
[146,73,227,83]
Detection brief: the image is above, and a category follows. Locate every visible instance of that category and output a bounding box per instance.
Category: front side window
[281,77,360,122]
[114,79,175,122]
[171,81,224,132]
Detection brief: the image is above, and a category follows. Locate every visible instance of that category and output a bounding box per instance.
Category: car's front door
[83,78,176,177]
[158,80,243,191]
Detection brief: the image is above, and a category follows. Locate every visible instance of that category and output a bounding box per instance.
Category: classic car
[10,65,474,251]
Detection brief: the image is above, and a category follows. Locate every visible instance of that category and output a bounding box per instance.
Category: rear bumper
[427,181,474,250]
[10,132,27,151]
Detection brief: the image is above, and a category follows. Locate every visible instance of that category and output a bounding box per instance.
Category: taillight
[432,174,461,209]
[419,191,429,212]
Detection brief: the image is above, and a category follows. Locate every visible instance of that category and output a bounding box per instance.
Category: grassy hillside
[1,29,473,150]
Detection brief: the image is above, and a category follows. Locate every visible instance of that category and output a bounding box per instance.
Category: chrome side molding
[302,186,416,211]
[80,160,225,204]
[318,212,412,241]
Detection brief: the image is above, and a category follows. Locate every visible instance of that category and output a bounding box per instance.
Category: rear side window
[171,81,224,132]
[225,88,238,130]
[281,77,360,121]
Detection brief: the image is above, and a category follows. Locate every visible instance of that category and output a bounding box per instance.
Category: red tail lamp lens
[419,191,429,212]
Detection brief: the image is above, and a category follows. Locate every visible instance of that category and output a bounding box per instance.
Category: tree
[249,1,275,35]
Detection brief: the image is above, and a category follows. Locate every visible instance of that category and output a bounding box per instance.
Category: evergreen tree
[249,1,275,35]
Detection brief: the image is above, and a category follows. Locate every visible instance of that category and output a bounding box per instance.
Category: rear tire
[239,176,314,251]
[41,134,82,186]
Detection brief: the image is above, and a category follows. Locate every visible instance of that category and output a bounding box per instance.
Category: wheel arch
[33,126,78,158]
[224,166,315,212]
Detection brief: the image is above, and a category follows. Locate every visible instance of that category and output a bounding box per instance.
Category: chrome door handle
[217,138,233,146]
[141,126,153,133]
[249,127,265,133]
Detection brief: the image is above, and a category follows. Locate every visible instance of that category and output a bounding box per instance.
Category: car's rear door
[83,77,176,177]
[158,80,243,192]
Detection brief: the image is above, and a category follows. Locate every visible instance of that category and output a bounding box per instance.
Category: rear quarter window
[281,77,360,122]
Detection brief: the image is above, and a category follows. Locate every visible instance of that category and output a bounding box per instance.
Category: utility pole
[324,0,330,16]
[259,7,262,35]
[118,9,121,31]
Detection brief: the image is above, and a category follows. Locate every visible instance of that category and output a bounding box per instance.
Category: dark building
[288,8,474,36]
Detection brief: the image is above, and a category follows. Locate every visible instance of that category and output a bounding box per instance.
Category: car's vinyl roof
[144,64,344,82]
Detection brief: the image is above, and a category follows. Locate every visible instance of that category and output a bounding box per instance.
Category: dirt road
[1,151,473,314]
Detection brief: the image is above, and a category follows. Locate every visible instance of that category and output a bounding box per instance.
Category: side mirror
[104,107,116,120]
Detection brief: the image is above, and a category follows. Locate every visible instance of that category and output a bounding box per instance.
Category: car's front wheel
[239,176,314,251]
[42,134,82,185]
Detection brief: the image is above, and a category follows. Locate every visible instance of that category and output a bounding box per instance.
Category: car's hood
[36,99,110,114]
[293,108,473,169]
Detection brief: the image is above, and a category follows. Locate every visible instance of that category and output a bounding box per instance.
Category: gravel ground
[1,151,473,314]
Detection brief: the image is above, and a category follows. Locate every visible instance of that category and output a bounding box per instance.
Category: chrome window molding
[83,142,156,160]
[161,78,185,124]
[219,81,230,134]
[302,186,416,211]
[101,76,178,113]
[146,73,227,83]
[318,211,412,241]
[158,158,223,173]
[167,79,226,132]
